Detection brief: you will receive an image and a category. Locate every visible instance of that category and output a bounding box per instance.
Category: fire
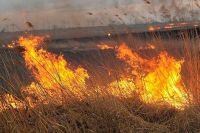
[0,35,192,111]
[18,36,89,105]
[109,79,136,98]
[139,43,156,50]
[163,22,193,30]
[168,23,175,26]
[97,44,114,50]
[142,52,188,108]
[164,25,174,29]
[6,41,16,48]
[116,43,156,75]
[0,94,24,111]
[109,43,190,109]
[148,26,160,32]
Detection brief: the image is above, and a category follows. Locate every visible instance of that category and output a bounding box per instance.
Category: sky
[0,0,199,31]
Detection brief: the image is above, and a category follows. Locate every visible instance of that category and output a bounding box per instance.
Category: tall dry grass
[0,32,199,133]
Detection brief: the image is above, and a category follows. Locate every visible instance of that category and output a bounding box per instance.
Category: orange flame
[6,41,16,48]
[139,43,156,50]
[148,26,161,32]
[1,36,192,111]
[142,52,189,108]
[18,36,89,106]
[109,79,136,98]
[0,94,24,111]
[109,43,190,109]
[163,22,190,30]
[97,44,114,50]
[116,43,156,75]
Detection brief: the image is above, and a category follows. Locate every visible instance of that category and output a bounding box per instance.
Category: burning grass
[0,34,199,132]
[109,43,190,110]
[19,36,89,106]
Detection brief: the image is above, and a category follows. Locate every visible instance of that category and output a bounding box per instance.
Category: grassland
[0,30,199,133]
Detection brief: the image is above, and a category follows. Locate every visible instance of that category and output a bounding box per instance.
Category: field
[0,29,199,132]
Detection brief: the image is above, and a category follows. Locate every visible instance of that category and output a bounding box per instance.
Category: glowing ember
[109,43,190,109]
[18,36,89,105]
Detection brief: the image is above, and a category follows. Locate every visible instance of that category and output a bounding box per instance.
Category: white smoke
[0,0,199,31]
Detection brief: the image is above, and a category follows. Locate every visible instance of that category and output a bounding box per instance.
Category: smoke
[0,0,199,31]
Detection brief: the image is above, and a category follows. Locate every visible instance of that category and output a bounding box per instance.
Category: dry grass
[0,32,199,133]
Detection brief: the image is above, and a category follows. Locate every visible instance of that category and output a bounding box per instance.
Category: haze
[0,0,199,31]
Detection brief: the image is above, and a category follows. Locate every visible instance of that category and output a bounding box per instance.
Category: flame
[6,41,16,48]
[0,35,192,111]
[164,25,174,29]
[18,36,89,106]
[0,94,24,111]
[107,33,111,37]
[142,52,189,108]
[163,22,192,30]
[116,43,156,75]
[168,23,175,26]
[139,43,156,50]
[97,44,114,50]
[148,26,155,31]
[109,79,136,98]
[109,43,190,109]
[148,26,160,32]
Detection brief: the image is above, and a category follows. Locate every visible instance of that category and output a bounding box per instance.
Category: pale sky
[0,0,199,31]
